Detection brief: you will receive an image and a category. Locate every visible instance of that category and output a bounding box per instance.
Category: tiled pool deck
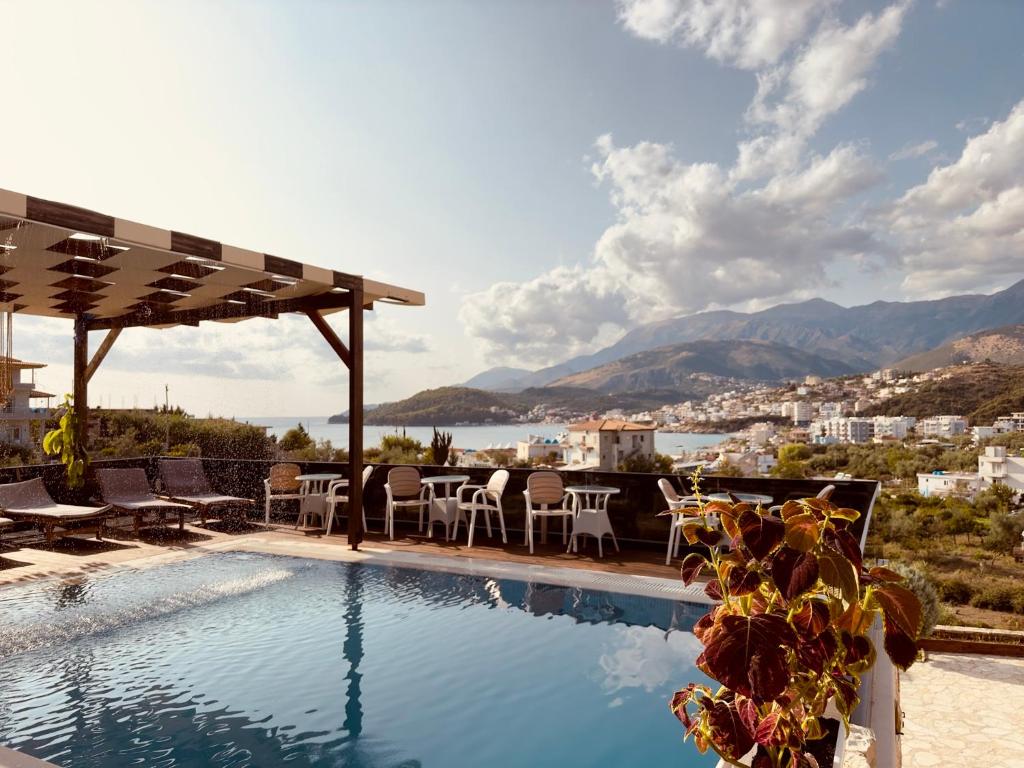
[901,652,1024,768]
[3,524,1023,767]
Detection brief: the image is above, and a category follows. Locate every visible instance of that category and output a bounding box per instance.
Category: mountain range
[893,324,1024,371]
[466,279,1024,391]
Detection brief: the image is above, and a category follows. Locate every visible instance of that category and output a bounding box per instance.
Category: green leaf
[818,552,859,605]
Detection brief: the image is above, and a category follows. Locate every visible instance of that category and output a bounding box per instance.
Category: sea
[242,417,732,457]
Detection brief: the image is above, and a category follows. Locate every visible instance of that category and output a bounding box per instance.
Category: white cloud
[617,0,833,69]
[888,139,939,161]
[886,99,1024,295]
[462,1,908,366]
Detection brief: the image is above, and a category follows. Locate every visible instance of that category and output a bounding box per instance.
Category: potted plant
[670,478,922,768]
[43,394,89,489]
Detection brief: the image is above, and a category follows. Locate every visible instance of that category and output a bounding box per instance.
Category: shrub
[892,563,941,637]
[968,585,1024,614]
[935,577,975,605]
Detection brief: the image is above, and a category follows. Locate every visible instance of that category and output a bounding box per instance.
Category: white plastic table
[421,475,471,539]
[564,485,620,555]
[295,473,343,528]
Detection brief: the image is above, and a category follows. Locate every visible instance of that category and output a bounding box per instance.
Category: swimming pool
[0,552,715,767]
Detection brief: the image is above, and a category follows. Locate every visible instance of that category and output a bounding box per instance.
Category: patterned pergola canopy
[0,188,423,329]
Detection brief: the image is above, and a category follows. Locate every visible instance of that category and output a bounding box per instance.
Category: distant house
[918,415,967,438]
[0,359,53,447]
[516,434,564,464]
[917,471,980,499]
[563,419,656,471]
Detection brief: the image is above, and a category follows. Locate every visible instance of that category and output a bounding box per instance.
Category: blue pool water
[0,553,715,767]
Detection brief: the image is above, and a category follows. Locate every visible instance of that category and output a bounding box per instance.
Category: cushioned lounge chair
[96,468,192,537]
[157,458,254,526]
[0,477,112,544]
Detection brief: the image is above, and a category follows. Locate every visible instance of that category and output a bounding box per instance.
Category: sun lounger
[0,477,112,544]
[96,468,192,537]
[157,458,254,526]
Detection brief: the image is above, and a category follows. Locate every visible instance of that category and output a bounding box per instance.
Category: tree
[618,452,673,473]
[778,443,811,463]
[771,459,807,479]
[278,423,313,453]
[427,427,453,466]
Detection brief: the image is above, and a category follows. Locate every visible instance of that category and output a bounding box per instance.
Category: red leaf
[754,710,788,747]
[680,552,708,586]
[771,546,820,602]
[727,564,762,596]
[751,747,775,768]
[670,685,699,734]
[701,614,797,702]
[874,583,923,639]
[868,566,904,583]
[738,696,759,735]
[796,631,838,675]
[695,526,723,548]
[705,578,724,600]
[792,599,830,638]
[739,509,786,561]
[842,632,875,669]
[784,512,820,552]
[882,613,919,670]
[824,528,863,573]
[705,698,756,761]
[693,611,716,642]
[831,674,860,717]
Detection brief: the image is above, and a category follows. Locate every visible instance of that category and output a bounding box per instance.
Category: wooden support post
[348,286,364,550]
[85,327,122,383]
[73,314,89,448]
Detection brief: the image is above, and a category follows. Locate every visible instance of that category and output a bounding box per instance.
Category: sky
[0,0,1022,416]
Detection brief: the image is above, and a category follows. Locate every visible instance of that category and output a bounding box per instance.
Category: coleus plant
[670,476,922,768]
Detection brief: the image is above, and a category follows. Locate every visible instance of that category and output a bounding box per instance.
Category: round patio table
[564,485,620,555]
[421,475,471,540]
[295,473,343,529]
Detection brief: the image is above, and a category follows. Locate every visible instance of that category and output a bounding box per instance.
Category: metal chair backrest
[269,463,301,492]
[817,484,836,500]
[486,469,510,498]
[96,468,153,503]
[527,471,563,505]
[657,478,680,503]
[159,459,213,496]
[387,466,421,498]
[0,477,54,510]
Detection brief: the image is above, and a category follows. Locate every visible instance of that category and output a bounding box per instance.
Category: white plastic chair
[324,465,373,535]
[456,469,509,547]
[659,478,707,565]
[768,484,836,514]
[263,463,304,526]
[568,488,619,558]
[384,466,429,541]
[522,471,574,554]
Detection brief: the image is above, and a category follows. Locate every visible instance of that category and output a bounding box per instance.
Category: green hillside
[863,362,1024,423]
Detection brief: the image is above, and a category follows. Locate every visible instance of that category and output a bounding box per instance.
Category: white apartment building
[918,415,967,438]
[872,416,916,440]
[563,419,656,471]
[917,471,981,499]
[516,434,563,463]
[0,359,53,447]
[978,446,1024,494]
[811,417,875,444]
[792,401,813,426]
[747,422,777,446]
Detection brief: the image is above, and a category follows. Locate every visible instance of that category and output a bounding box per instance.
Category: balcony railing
[2,456,881,549]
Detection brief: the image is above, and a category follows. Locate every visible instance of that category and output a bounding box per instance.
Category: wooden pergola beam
[86,291,354,332]
[85,327,122,383]
[73,315,89,446]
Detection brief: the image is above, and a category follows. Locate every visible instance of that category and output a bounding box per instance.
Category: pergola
[0,187,424,549]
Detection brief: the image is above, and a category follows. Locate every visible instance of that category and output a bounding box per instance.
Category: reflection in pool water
[0,553,715,767]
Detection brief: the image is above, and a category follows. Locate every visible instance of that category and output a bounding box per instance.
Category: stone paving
[901,652,1024,768]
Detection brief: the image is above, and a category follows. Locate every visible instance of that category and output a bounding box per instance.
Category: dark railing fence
[11,457,880,549]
